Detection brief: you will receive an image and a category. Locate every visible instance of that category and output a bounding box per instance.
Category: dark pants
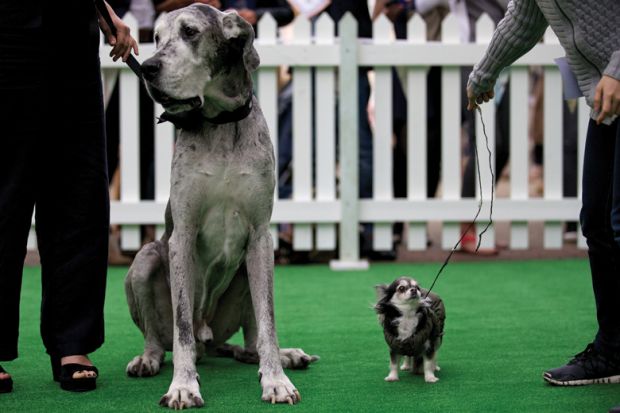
[580,118,620,356]
[0,63,109,361]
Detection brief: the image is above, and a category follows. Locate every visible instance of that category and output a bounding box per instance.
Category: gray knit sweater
[468,0,620,123]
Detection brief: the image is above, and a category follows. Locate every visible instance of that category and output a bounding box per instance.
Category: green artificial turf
[1,259,618,412]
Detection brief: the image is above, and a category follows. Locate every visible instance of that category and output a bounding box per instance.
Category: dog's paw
[279,348,320,370]
[126,354,161,377]
[424,375,439,383]
[384,374,399,382]
[159,379,204,410]
[259,372,300,405]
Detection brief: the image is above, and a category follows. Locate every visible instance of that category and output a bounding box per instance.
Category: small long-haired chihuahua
[375,276,446,383]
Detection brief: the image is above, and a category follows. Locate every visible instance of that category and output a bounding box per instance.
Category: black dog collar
[157,95,254,130]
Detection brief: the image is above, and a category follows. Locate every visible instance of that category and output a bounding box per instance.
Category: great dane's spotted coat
[125,5,317,409]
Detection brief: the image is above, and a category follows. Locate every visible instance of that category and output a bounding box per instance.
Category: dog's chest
[395,311,421,341]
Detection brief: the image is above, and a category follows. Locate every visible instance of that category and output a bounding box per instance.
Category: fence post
[330,13,369,270]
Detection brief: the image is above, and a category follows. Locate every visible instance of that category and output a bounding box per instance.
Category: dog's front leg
[246,227,300,405]
[160,224,204,409]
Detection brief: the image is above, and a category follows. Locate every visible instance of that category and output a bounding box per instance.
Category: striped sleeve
[468,0,548,95]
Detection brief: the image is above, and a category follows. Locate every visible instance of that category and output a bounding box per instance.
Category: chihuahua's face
[389,277,422,307]
[376,276,423,311]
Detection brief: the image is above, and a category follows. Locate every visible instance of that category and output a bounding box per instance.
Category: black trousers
[0,63,109,361]
[581,118,620,356]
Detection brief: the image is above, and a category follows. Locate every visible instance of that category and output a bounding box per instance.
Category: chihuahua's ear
[375,284,389,301]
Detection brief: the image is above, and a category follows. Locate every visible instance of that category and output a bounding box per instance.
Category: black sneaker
[543,343,620,386]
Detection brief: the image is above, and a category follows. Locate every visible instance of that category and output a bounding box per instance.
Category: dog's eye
[397,286,405,293]
[182,26,199,38]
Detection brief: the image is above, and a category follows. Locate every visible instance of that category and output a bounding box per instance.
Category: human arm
[466,0,548,110]
[96,0,139,62]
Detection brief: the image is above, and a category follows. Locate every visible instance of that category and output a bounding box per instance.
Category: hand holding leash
[467,84,495,111]
[94,0,142,79]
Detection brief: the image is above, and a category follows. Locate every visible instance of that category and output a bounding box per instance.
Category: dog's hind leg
[213,266,318,370]
[400,356,414,372]
[125,240,173,377]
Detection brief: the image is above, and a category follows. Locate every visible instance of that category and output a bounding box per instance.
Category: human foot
[52,355,98,392]
[0,365,13,393]
[61,355,97,380]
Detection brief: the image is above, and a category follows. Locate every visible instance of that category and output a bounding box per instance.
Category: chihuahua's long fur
[375,276,446,383]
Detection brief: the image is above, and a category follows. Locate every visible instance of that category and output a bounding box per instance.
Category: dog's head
[141,4,259,116]
[375,276,424,313]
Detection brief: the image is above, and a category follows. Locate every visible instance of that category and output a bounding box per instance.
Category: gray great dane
[125,4,317,409]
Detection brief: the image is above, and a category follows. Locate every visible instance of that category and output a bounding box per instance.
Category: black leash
[425,107,495,297]
[94,0,142,79]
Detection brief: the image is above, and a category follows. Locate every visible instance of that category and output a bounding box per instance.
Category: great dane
[125,4,317,409]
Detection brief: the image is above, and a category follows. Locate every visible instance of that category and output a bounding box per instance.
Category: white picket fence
[28,11,589,267]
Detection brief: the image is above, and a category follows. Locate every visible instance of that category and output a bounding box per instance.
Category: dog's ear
[375,284,389,301]
[221,10,260,73]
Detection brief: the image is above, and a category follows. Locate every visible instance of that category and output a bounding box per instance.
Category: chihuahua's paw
[126,354,161,377]
[424,375,439,383]
[159,378,204,409]
[384,374,399,382]
[259,372,300,404]
[280,348,320,370]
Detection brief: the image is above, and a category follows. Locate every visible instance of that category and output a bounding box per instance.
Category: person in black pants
[467,0,620,391]
[0,0,137,393]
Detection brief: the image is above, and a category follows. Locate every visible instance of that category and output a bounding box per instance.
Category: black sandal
[0,365,13,393]
[51,358,98,392]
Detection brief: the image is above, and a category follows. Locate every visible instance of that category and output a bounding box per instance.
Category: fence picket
[509,66,530,249]
[474,14,496,249]
[119,70,141,250]
[292,16,314,251]
[406,14,428,251]
[440,14,462,250]
[543,28,563,249]
[315,14,337,250]
[256,14,280,248]
[372,15,394,251]
[155,102,174,240]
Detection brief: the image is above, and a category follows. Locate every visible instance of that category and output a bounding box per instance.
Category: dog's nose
[141,59,161,81]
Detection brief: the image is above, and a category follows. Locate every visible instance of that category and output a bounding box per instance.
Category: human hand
[467,84,495,111]
[97,2,139,62]
[593,75,620,124]
[237,8,258,25]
